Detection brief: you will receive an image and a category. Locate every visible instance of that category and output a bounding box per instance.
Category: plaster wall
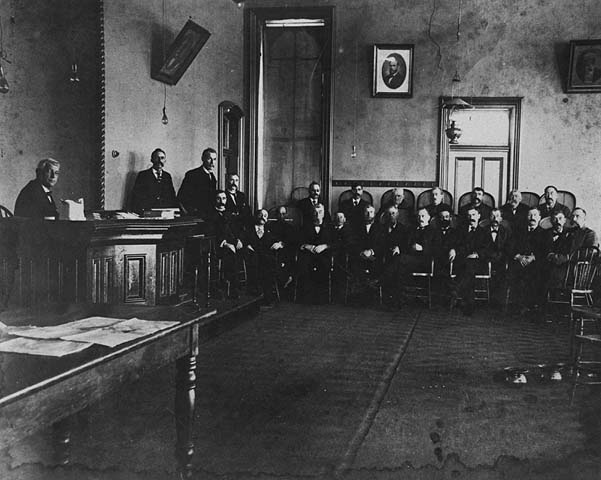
[247,0,601,230]
[103,0,244,210]
[0,0,99,213]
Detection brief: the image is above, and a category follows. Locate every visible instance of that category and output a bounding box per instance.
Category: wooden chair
[570,305,601,404]
[520,191,540,208]
[379,189,415,212]
[267,205,302,227]
[457,191,496,212]
[294,251,335,304]
[416,189,453,211]
[290,187,310,205]
[0,205,13,218]
[337,189,374,209]
[449,260,492,305]
[546,247,599,322]
[404,258,434,308]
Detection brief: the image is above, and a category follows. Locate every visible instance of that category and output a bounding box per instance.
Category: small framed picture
[566,39,601,93]
[152,20,211,86]
[372,44,414,98]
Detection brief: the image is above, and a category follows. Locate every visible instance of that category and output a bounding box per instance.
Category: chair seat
[412,272,432,277]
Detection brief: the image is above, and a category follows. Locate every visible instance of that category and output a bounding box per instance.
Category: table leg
[205,249,212,309]
[175,354,197,479]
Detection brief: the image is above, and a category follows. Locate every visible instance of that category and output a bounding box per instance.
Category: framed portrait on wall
[152,20,211,86]
[372,44,414,98]
[566,39,601,93]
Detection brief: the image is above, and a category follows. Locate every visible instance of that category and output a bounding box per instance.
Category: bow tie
[469,227,476,232]
[491,227,499,233]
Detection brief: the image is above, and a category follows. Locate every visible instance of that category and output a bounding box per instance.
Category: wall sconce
[69,62,80,83]
[232,0,245,8]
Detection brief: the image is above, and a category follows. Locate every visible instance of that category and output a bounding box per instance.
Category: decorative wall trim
[97,0,106,209]
[332,180,437,188]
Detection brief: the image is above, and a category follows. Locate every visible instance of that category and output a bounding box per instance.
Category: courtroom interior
[1,0,601,479]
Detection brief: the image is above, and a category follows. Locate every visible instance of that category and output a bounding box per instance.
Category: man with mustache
[130,148,178,214]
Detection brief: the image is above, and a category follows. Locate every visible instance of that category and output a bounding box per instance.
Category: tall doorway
[438,97,522,211]
[247,8,334,210]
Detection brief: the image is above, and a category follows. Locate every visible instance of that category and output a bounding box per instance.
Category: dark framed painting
[566,39,601,93]
[152,20,211,86]
[372,44,414,98]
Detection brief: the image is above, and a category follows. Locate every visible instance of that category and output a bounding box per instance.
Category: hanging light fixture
[444,0,472,143]
[232,0,245,8]
[160,0,168,125]
[0,17,9,94]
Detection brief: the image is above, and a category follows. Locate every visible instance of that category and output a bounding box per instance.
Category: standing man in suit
[177,148,217,218]
[500,189,529,232]
[130,148,178,214]
[539,185,571,219]
[297,181,330,227]
[340,183,370,232]
[14,158,61,219]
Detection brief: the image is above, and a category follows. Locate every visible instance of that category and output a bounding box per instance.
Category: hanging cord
[427,0,442,73]
[352,36,359,157]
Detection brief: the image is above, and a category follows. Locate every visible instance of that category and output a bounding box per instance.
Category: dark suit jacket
[297,197,330,227]
[130,168,177,214]
[481,224,512,263]
[539,202,571,219]
[405,225,435,258]
[351,222,385,257]
[243,225,278,254]
[511,226,552,262]
[456,225,491,260]
[268,220,298,248]
[340,198,370,231]
[384,71,403,89]
[332,224,355,254]
[205,209,240,248]
[570,226,599,251]
[225,190,251,219]
[432,226,461,260]
[177,167,217,218]
[299,222,334,247]
[14,180,59,219]
[500,203,529,230]
[426,202,453,219]
[548,229,573,265]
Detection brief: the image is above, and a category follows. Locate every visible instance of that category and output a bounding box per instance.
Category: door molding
[245,6,335,211]
[217,101,245,191]
[438,97,522,195]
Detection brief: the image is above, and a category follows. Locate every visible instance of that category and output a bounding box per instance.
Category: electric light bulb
[161,106,169,125]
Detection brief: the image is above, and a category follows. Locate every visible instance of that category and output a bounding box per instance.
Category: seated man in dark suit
[296,203,334,302]
[14,158,61,219]
[348,205,384,278]
[340,183,370,232]
[130,148,178,214]
[331,211,355,300]
[539,185,571,219]
[481,209,512,303]
[243,209,283,304]
[224,173,252,232]
[206,190,244,298]
[377,188,413,227]
[297,181,330,227]
[508,207,552,313]
[268,205,298,289]
[378,206,408,304]
[570,207,599,250]
[458,187,492,223]
[500,189,529,232]
[426,187,452,219]
[450,207,492,316]
[545,210,574,288]
[396,207,434,300]
[177,147,217,218]
[432,206,461,276]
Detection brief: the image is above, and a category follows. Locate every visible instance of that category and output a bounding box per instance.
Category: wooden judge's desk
[0,217,213,307]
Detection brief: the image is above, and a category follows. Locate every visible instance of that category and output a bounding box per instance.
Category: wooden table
[0,302,224,478]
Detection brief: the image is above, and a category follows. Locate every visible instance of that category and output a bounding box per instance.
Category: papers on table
[61,318,179,348]
[0,337,93,357]
[0,316,179,357]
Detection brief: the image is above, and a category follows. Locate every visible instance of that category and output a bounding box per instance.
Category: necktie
[157,172,162,183]
[469,226,475,233]
[256,226,264,238]
[46,191,54,204]
[209,172,216,186]
[230,192,237,205]
[353,199,358,206]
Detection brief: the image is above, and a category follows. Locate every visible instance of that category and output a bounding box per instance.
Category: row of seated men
[205,184,599,314]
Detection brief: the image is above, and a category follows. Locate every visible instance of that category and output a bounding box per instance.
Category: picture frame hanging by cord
[372,44,414,98]
[566,39,601,93]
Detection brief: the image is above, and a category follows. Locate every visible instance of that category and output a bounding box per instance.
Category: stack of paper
[0,316,179,357]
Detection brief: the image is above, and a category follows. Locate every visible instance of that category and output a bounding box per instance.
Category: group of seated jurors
[11,150,600,312]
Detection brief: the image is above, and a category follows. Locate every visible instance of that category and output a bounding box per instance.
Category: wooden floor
[2,300,600,480]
